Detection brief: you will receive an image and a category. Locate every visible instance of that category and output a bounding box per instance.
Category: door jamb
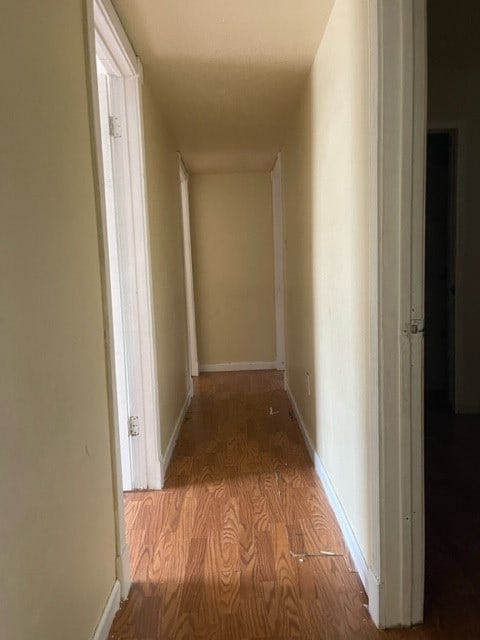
[271,154,286,371]
[95,71,134,492]
[92,0,163,491]
[178,155,199,381]
[369,0,427,627]
[84,0,131,600]
[84,0,163,596]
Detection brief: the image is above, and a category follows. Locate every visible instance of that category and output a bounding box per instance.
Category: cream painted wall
[428,0,480,412]
[282,0,371,560]
[142,75,191,449]
[0,2,116,639]
[189,173,276,365]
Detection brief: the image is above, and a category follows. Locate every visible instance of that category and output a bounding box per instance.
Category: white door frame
[271,154,286,371]
[96,70,135,492]
[369,0,427,627]
[178,155,286,377]
[85,0,164,596]
[92,0,162,492]
[178,155,198,380]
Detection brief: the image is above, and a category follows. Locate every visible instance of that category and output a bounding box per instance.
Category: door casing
[368,0,427,627]
[85,0,165,598]
[178,155,199,381]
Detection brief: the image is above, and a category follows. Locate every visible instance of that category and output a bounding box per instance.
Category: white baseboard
[160,388,193,486]
[91,580,121,640]
[199,361,277,372]
[285,381,380,620]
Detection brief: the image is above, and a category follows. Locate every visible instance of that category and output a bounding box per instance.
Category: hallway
[6,2,480,637]
[110,372,427,640]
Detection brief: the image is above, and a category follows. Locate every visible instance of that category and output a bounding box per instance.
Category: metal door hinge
[128,415,140,436]
[109,115,122,138]
[403,319,425,335]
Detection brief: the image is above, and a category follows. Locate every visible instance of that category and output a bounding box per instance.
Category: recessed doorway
[425,130,457,411]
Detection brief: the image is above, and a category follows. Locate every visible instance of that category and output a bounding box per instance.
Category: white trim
[178,153,199,378]
[409,2,427,624]
[372,0,427,628]
[199,361,278,372]
[96,73,133,492]
[90,580,121,640]
[93,0,138,77]
[93,0,163,492]
[107,74,149,488]
[178,155,189,186]
[377,0,409,626]
[85,0,131,600]
[160,389,193,487]
[285,381,381,621]
[271,154,286,371]
[367,0,381,622]
[128,70,163,490]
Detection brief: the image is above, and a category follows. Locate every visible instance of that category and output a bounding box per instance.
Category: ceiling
[112,0,335,173]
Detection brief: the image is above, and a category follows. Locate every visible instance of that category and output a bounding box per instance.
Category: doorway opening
[93,1,162,492]
[178,155,198,381]
[87,0,166,600]
[423,129,459,618]
[422,0,480,632]
[424,130,457,411]
[423,125,480,633]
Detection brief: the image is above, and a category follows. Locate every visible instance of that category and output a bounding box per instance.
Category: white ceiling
[112,0,335,173]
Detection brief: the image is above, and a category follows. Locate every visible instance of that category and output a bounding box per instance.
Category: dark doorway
[424,130,456,410]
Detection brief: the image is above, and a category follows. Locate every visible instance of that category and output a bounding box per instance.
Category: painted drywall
[142,74,191,450]
[111,0,334,172]
[282,0,371,561]
[428,0,480,412]
[189,173,276,366]
[0,2,116,639]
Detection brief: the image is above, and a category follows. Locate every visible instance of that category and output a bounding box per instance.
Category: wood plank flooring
[109,371,467,639]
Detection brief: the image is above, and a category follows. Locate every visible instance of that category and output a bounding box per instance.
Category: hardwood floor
[109,371,476,639]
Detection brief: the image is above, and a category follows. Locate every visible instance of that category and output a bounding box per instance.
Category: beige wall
[142,75,190,450]
[0,2,116,639]
[428,0,480,412]
[282,0,371,560]
[189,173,276,366]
